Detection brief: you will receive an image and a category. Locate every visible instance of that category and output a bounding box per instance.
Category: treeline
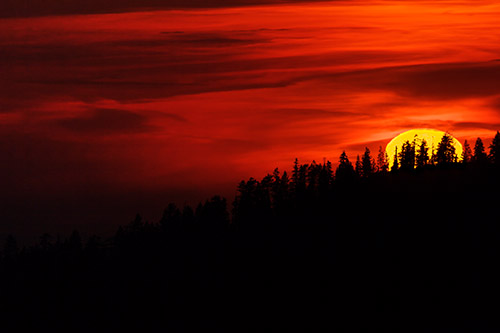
[1,131,500,331]
[2,131,500,254]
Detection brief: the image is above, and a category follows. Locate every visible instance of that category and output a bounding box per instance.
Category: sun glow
[386,129,463,168]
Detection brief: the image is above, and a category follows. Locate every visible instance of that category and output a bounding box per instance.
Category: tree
[489,131,500,166]
[292,158,299,190]
[198,196,229,231]
[435,134,456,166]
[461,139,472,164]
[272,170,290,213]
[361,147,374,177]
[3,234,18,261]
[399,140,415,171]
[473,137,488,164]
[415,139,429,168]
[39,233,52,251]
[335,151,355,183]
[376,146,389,173]
[160,203,182,231]
[355,154,362,177]
[391,146,399,172]
[68,230,83,254]
[318,161,333,196]
[307,160,320,192]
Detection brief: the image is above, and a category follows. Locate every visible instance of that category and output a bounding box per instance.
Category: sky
[2,0,500,240]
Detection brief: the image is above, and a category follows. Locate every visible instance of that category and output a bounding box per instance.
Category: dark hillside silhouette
[2,132,500,331]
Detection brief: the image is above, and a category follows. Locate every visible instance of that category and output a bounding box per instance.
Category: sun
[386,129,463,168]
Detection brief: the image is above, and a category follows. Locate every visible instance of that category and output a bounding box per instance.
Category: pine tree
[355,154,362,177]
[415,139,429,168]
[391,146,399,172]
[488,131,500,166]
[361,147,374,177]
[399,140,415,171]
[435,134,456,166]
[292,158,299,189]
[160,203,182,230]
[336,151,355,183]
[461,139,472,164]
[473,137,488,164]
[3,235,18,261]
[318,161,333,197]
[376,146,389,173]
[307,160,320,192]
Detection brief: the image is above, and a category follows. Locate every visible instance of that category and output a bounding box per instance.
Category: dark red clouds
[0,0,329,18]
[2,1,500,240]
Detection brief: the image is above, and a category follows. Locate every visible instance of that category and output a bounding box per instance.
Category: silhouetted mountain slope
[2,133,500,331]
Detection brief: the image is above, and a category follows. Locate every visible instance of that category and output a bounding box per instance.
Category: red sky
[2,1,500,239]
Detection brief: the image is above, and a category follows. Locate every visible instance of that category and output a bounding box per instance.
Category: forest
[1,131,500,331]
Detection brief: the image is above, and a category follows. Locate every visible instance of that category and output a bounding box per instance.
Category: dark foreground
[1,163,500,332]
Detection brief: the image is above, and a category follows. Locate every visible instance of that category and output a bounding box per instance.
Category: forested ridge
[2,132,500,331]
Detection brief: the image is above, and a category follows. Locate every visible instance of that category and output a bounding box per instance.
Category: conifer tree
[488,131,500,166]
[473,137,488,164]
[461,139,472,164]
[3,235,18,261]
[435,134,456,166]
[160,203,182,230]
[391,146,399,172]
[399,140,415,171]
[307,160,320,192]
[336,151,355,183]
[292,158,299,188]
[318,161,333,196]
[361,147,374,177]
[415,139,429,168]
[377,146,389,173]
[355,155,362,177]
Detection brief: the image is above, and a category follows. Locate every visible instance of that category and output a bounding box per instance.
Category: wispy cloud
[2,1,500,234]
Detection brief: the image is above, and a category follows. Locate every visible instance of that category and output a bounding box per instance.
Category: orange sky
[2,1,500,237]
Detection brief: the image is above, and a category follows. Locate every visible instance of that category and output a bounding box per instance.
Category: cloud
[269,108,360,120]
[159,32,270,47]
[0,0,329,18]
[323,61,500,100]
[57,108,156,134]
[450,121,500,131]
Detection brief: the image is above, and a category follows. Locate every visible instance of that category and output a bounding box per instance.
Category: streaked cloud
[2,1,500,235]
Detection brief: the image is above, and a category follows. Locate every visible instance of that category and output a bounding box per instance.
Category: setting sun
[386,129,463,168]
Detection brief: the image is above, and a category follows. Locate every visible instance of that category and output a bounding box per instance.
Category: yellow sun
[386,129,463,168]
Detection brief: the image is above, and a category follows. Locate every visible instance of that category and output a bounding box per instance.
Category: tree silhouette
[335,151,355,184]
[355,154,362,178]
[415,139,429,168]
[3,235,18,261]
[160,203,182,231]
[292,158,299,187]
[391,146,399,172]
[361,147,374,177]
[198,196,229,231]
[68,230,83,253]
[399,140,415,171]
[307,160,320,192]
[39,233,52,252]
[489,131,500,166]
[473,137,488,164]
[376,146,389,173]
[3,130,500,332]
[318,160,333,197]
[272,169,290,214]
[435,134,456,166]
[461,139,472,164]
